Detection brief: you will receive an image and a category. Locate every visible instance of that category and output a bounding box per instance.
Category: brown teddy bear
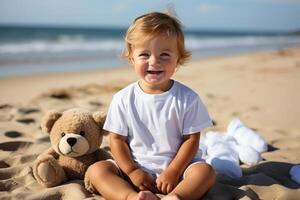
[32,108,111,190]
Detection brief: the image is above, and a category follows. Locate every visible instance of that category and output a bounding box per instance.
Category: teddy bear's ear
[41,110,62,134]
[92,111,106,129]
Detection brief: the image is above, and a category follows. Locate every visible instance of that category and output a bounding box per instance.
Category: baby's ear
[129,57,134,65]
[92,111,106,129]
[41,110,62,134]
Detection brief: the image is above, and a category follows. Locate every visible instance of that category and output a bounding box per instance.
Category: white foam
[0,39,124,54]
[2,35,300,55]
[185,35,300,51]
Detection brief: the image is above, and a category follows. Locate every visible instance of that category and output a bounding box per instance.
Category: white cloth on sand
[205,138,242,178]
[234,145,262,166]
[200,118,267,178]
[227,118,268,153]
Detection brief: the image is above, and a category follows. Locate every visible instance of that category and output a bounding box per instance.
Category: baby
[86,11,215,200]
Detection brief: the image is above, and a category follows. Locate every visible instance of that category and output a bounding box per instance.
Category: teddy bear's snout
[67,138,77,146]
[58,133,90,157]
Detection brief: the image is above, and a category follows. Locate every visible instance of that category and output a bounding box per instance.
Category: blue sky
[0,0,300,32]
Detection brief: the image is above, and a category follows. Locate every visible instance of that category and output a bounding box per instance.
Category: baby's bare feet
[161,194,181,200]
[138,191,159,200]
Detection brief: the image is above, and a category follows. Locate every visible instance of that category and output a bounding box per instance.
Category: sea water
[1,25,300,78]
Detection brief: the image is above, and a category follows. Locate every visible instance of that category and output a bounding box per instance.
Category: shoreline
[0,46,298,101]
[1,47,300,130]
[1,43,300,78]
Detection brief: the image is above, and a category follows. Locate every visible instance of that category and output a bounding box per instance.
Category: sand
[0,47,300,199]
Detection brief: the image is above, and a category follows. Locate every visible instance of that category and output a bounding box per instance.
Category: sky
[1,0,300,32]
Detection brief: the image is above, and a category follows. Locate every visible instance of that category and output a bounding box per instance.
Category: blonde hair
[123,12,191,66]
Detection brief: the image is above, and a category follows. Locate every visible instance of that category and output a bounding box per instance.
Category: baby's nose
[149,55,160,65]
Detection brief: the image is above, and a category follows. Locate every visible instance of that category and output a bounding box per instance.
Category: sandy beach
[0,47,300,199]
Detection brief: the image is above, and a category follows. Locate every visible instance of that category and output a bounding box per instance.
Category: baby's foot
[138,191,159,200]
[161,194,181,200]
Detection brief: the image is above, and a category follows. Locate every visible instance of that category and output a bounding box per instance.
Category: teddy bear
[32,108,111,189]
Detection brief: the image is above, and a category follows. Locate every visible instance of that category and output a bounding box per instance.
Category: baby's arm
[109,133,158,192]
[156,132,200,194]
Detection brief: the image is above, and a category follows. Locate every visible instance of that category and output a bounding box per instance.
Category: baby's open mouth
[147,70,164,74]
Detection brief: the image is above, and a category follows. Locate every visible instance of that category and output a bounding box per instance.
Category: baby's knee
[86,160,117,181]
[201,163,215,174]
[188,163,216,183]
[204,163,216,183]
[201,163,216,186]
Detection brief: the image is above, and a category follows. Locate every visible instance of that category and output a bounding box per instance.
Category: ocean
[1,25,300,78]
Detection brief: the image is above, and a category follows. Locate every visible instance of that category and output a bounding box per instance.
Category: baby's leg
[166,163,215,200]
[86,160,139,200]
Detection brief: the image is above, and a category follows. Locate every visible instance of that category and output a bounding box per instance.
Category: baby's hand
[156,168,180,194]
[128,168,158,193]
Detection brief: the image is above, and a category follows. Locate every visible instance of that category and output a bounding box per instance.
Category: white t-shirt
[103,80,212,175]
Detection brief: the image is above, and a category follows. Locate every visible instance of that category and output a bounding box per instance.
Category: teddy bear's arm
[36,147,59,160]
[45,148,60,159]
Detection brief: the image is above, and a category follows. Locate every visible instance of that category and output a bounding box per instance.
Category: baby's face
[131,34,179,94]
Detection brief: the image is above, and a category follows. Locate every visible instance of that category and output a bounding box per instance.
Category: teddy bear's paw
[33,157,66,187]
[37,162,56,183]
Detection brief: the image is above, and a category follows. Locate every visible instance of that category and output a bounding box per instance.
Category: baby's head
[123,12,191,66]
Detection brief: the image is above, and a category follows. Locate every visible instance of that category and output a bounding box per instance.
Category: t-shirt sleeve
[182,96,212,135]
[103,95,128,136]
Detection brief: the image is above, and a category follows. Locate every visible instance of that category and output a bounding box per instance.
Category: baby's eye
[138,53,149,58]
[160,53,170,59]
